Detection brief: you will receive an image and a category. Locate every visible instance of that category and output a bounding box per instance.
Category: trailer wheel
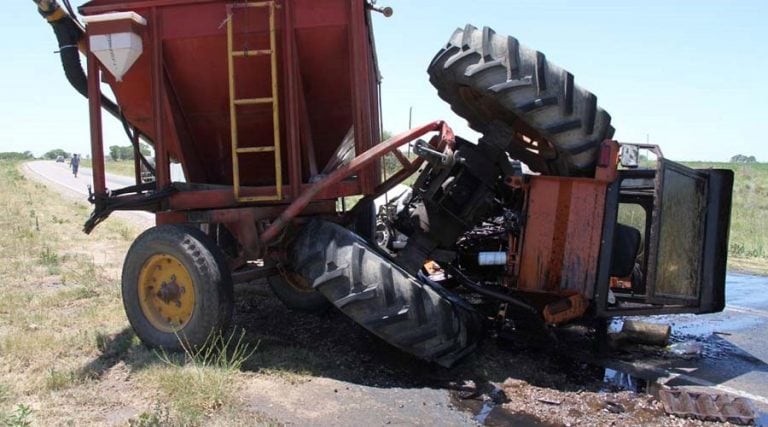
[268,270,330,313]
[290,220,482,367]
[121,225,234,350]
[428,25,615,176]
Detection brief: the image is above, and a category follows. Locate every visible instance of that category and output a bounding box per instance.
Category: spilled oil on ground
[228,274,768,426]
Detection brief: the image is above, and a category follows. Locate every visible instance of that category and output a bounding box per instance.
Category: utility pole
[408,106,413,157]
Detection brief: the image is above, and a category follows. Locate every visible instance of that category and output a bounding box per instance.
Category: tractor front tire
[428,25,615,176]
[121,225,234,350]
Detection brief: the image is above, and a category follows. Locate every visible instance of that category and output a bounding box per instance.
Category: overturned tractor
[36,0,733,366]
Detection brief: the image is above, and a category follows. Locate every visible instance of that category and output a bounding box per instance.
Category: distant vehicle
[139,157,155,183]
[55,156,64,163]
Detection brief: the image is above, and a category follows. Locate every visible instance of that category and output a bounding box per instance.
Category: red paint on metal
[260,121,454,242]
[86,19,145,35]
[87,52,106,196]
[595,140,619,182]
[283,0,301,197]
[80,0,381,200]
[150,7,169,190]
[167,180,361,211]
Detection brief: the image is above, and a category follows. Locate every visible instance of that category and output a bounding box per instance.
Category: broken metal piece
[659,388,757,425]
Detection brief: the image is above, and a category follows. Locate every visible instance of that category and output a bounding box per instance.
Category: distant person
[71,153,80,178]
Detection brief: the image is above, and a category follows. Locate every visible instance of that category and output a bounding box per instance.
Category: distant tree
[109,144,151,161]
[43,149,69,160]
[119,146,134,161]
[731,154,758,163]
[0,151,35,160]
[108,145,121,162]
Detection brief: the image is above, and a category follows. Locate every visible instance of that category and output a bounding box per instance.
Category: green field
[79,158,137,178]
[683,162,768,274]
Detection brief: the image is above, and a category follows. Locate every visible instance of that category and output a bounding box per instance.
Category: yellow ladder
[227,1,282,202]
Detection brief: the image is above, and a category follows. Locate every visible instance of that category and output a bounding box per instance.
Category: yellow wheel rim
[137,254,196,333]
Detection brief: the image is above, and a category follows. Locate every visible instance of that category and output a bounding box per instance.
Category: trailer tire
[428,25,615,176]
[268,270,331,313]
[289,220,482,367]
[121,225,234,350]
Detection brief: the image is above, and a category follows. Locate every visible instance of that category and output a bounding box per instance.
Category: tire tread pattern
[428,25,614,176]
[290,221,482,367]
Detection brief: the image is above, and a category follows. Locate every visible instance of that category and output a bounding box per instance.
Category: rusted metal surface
[166,180,360,211]
[260,121,455,243]
[541,293,588,325]
[517,176,607,297]
[659,389,757,425]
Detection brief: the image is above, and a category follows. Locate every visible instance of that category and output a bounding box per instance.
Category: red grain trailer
[36,0,733,367]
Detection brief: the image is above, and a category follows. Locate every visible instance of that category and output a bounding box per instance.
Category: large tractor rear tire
[121,225,234,350]
[268,200,377,314]
[289,220,482,367]
[428,25,615,176]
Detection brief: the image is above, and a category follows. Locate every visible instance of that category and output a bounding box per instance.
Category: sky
[1,0,766,162]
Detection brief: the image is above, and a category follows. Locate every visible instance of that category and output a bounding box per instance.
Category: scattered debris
[667,341,704,358]
[487,385,509,405]
[501,377,528,392]
[659,388,757,425]
[611,320,672,347]
[537,397,562,406]
[605,401,626,414]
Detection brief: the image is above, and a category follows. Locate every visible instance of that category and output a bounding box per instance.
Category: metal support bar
[391,148,411,168]
[284,0,302,198]
[151,7,169,190]
[232,49,271,57]
[87,52,106,196]
[260,121,455,243]
[237,147,275,153]
[233,97,273,105]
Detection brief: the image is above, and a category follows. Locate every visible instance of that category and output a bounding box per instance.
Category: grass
[0,160,271,425]
[79,158,137,178]
[147,331,257,424]
[682,162,768,272]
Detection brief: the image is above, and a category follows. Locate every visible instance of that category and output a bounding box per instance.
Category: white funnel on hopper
[82,12,147,82]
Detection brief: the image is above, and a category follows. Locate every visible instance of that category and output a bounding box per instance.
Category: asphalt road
[23,160,154,229]
[626,272,768,409]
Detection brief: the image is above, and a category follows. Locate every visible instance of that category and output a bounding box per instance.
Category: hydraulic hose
[33,0,121,115]
[34,1,155,178]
